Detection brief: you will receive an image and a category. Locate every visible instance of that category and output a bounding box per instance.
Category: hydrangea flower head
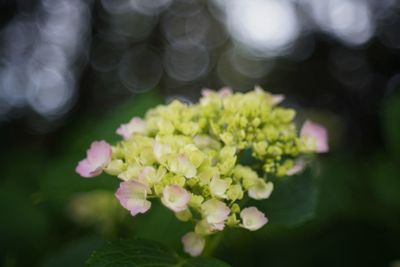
[76,86,328,256]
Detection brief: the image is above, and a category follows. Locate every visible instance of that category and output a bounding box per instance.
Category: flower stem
[202,232,224,257]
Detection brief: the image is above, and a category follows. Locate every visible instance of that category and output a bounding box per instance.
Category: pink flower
[115,181,152,216]
[271,94,285,104]
[161,185,190,212]
[201,87,233,98]
[286,159,306,176]
[182,232,205,257]
[240,207,268,231]
[116,117,146,139]
[201,199,230,226]
[300,120,329,153]
[75,141,112,178]
[218,87,233,97]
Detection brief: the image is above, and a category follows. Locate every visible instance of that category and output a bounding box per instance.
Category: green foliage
[130,202,192,248]
[42,237,104,267]
[383,92,400,158]
[256,169,318,227]
[86,239,230,267]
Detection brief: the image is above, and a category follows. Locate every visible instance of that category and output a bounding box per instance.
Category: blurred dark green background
[1,0,400,266]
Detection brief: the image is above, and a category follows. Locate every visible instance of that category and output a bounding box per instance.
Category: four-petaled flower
[161,185,191,212]
[240,207,268,231]
[115,180,152,216]
[300,120,329,153]
[75,141,111,178]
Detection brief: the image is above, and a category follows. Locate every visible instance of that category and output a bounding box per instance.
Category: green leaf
[183,257,231,267]
[42,236,104,267]
[86,238,230,267]
[383,92,400,158]
[256,168,318,227]
[131,202,191,249]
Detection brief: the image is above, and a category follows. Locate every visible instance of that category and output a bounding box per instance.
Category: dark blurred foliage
[0,0,400,266]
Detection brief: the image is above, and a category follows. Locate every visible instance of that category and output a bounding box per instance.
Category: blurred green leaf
[256,169,317,227]
[131,202,192,249]
[86,238,230,267]
[0,181,48,248]
[0,181,49,266]
[383,92,400,158]
[368,156,400,210]
[316,156,370,220]
[42,236,104,267]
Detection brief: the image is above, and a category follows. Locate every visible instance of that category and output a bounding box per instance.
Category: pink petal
[75,159,102,178]
[300,120,329,153]
[201,88,214,97]
[116,117,146,139]
[272,94,285,104]
[86,141,112,168]
[210,222,225,231]
[126,199,151,216]
[201,87,232,98]
[202,199,230,225]
[161,185,190,212]
[240,207,268,231]
[182,232,205,257]
[116,125,130,140]
[218,87,232,97]
[286,159,306,176]
[75,140,112,178]
[115,181,151,216]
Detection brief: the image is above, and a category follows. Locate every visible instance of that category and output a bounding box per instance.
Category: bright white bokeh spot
[328,0,373,45]
[0,66,28,107]
[226,0,300,56]
[306,0,373,46]
[27,69,74,117]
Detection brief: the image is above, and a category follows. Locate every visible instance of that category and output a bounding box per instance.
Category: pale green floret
[226,214,240,227]
[189,194,204,209]
[184,144,205,168]
[105,86,320,252]
[209,177,231,199]
[197,167,219,186]
[104,159,125,176]
[226,184,244,201]
[195,219,215,235]
[117,165,142,181]
[176,209,192,222]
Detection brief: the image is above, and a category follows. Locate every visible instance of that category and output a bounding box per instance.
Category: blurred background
[1,0,400,266]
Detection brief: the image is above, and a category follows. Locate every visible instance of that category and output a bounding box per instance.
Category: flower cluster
[76,87,328,256]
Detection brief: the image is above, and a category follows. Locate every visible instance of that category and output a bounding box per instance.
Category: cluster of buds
[76,87,328,256]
